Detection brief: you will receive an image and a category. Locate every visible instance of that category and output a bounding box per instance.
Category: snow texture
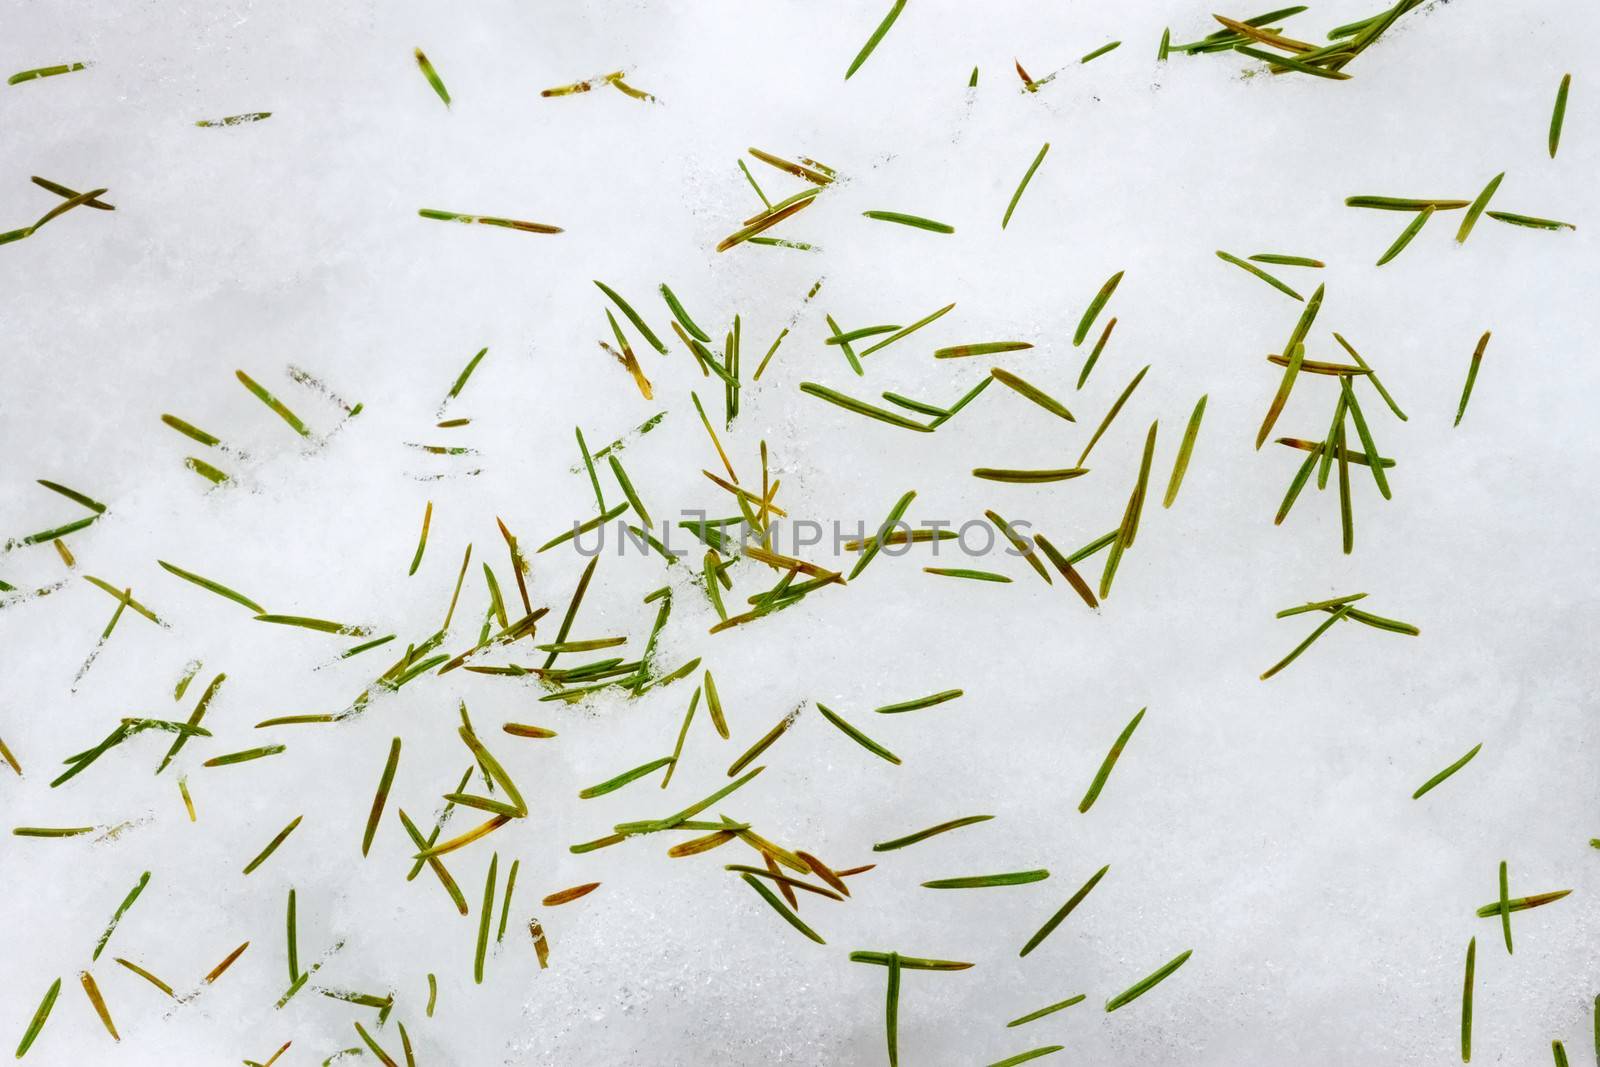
[2,1,1597,1064]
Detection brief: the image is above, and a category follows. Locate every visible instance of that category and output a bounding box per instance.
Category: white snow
[2,0,1597,1063]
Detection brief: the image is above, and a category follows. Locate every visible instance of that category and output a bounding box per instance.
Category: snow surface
[2,0,1598,1063]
